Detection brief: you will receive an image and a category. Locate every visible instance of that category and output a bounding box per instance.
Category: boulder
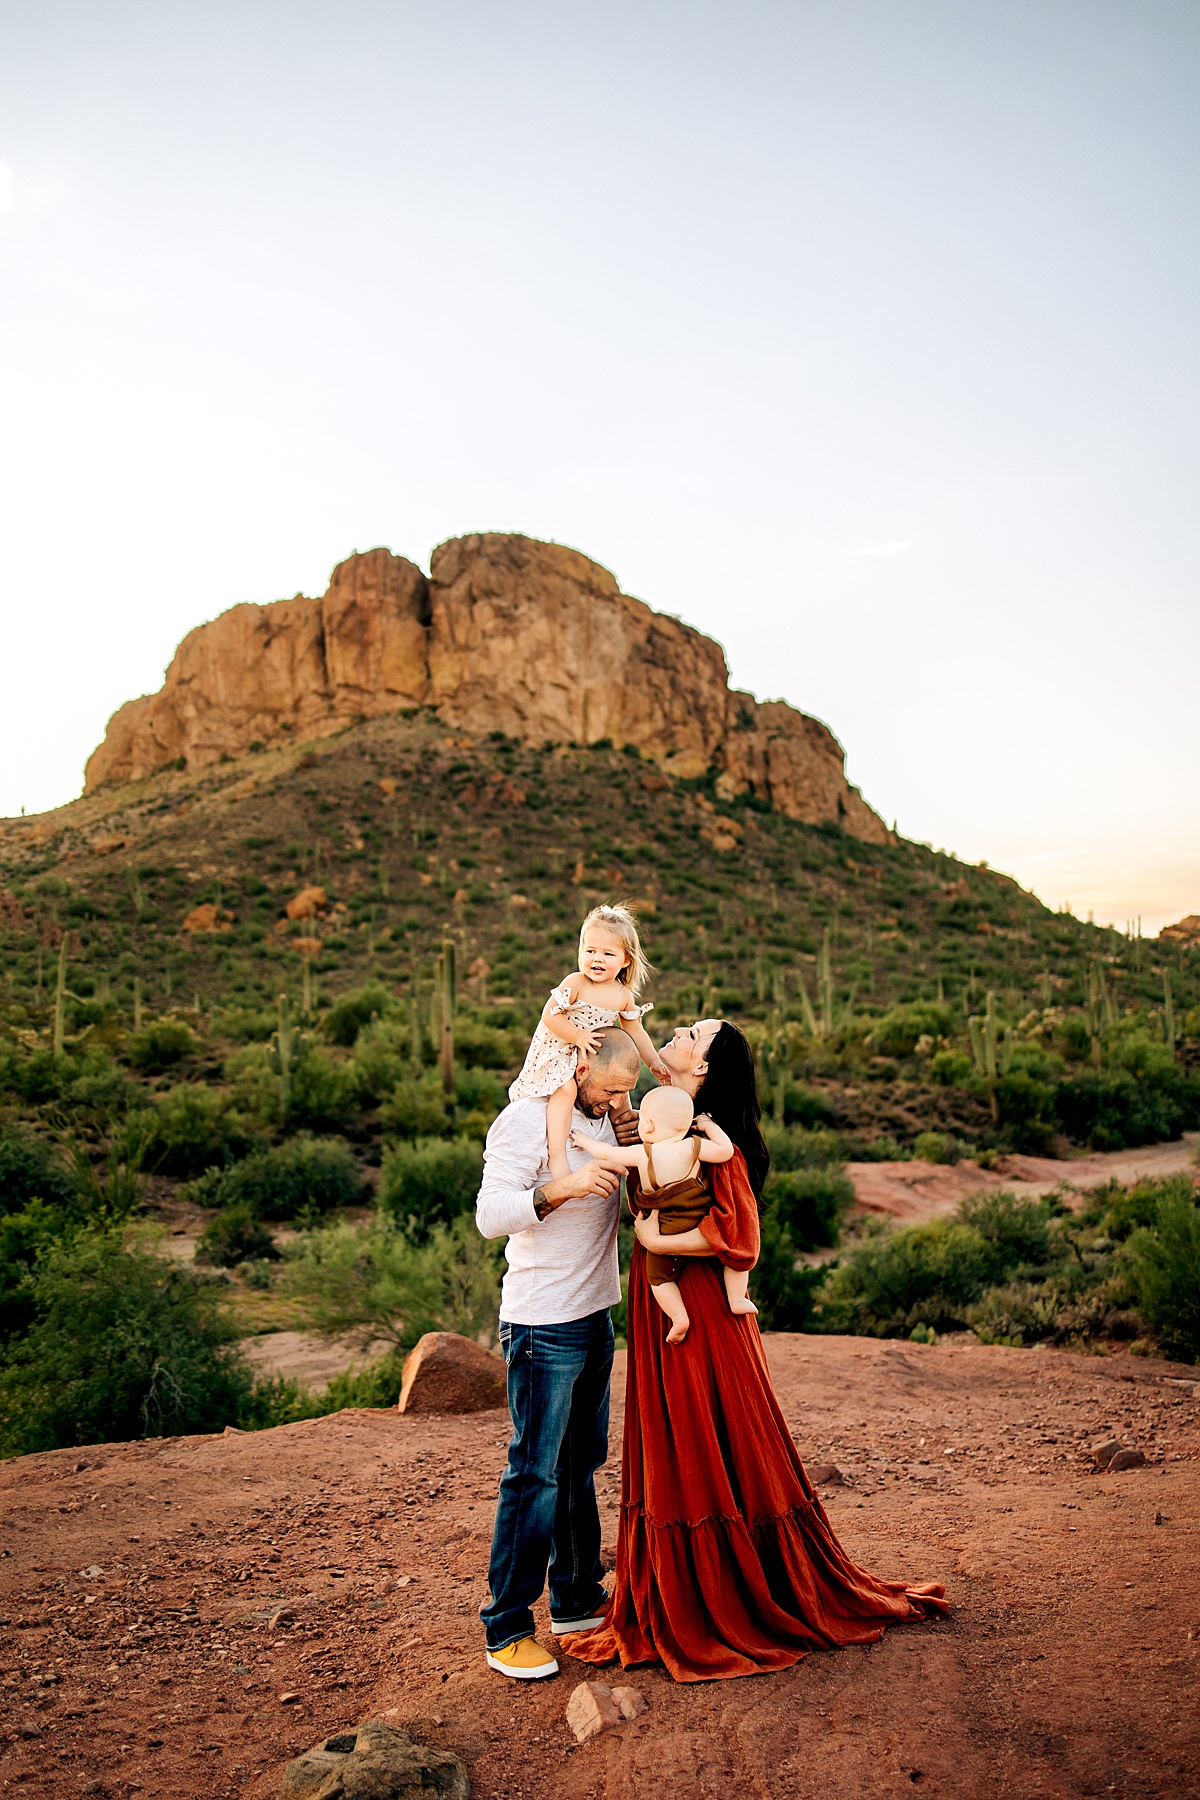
[1108,1447,1147,1472]
[182,902,230,934]
[397,1331,507,1415]
[82,534,890,843]
[278,1721,468,1800]
[286,886,328,920]
[1091,1438,1127,1471]
[611,1686,648,1720]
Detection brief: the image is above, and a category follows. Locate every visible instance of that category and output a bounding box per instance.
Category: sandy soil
[1,1335,1197,1800]
[849,1132,1199,1226]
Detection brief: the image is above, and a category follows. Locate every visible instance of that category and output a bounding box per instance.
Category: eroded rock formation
[85,533,889,842]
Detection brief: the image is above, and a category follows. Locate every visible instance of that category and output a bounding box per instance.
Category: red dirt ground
[1,1335,1197,1800]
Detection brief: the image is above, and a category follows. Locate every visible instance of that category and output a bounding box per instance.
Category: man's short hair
[586,1027,641,1071]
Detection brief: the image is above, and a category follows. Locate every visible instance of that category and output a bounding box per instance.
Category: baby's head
[638,1085,694,1143]
[578,903,651,994]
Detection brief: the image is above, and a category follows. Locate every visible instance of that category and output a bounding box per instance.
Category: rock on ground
[397,1332,507,1415]
[278,1719,468,1798]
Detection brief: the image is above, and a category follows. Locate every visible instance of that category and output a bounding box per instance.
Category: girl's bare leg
[546,1079,576,1180]
[651,1280,691,1344]
[724,1264,758,1316]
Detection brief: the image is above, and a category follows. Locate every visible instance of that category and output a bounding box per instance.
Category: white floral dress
[508,981,653,1101]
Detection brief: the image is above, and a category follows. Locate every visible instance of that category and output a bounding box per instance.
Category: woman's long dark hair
[693,1021,770,1202]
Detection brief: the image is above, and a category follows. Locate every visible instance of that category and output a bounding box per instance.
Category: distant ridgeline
[0,531,1196,1173]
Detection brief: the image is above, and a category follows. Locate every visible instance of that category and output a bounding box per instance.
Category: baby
[508,903,669,1179]
[574,1085,757,1344]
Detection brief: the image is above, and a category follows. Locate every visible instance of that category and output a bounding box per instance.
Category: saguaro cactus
[436,933,457,1096]
[1164,970,1176,1054]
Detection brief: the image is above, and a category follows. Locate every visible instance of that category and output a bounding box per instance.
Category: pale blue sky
[1,1,1197,930]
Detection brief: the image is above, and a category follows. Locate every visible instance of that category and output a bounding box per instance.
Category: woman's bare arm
[633,1212,716,1257]
[693,1112,735,1164]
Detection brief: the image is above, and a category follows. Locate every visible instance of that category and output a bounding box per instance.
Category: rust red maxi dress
[561,1151,947,1682]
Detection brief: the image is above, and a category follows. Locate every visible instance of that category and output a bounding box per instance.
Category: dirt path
[2,1335,1196,1800]
[849,1131,1199,1226]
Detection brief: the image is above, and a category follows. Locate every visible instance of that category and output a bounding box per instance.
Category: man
[475,1027,641,1679]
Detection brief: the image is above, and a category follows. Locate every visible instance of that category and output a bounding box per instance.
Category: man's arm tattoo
[532,1185,553,1221]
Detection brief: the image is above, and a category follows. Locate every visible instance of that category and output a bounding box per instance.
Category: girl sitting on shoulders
[509,903,669,1178]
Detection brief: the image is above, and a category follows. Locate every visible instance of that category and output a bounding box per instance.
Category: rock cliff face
[85,534,889,843]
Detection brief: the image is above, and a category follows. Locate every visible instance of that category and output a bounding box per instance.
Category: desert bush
[379,1070,451,1137]
[454,1017,517,1069]
[352,1019,415,1101]
[866,1003,956,1060]
[1124,1195,1200,1363]
[454,1066,507,1136]
[181,1135,366,1221]
[1054,1065,1199,1151]
[195,1204,280,1268]
[287,1049,362,1129]
[968,1277,1071,1347]
[762,1122,846,1171]
[0,1228,254,1456]
[994,1068,1058,1153]
[956,1190,1058,1270]
[762,1166,853,1251]
[127,1018,197,1072]
[282,1213,501,1351]
[378,1137,484,1237]
[1088,1173,1197,1241]
[930,1049,972,1087]
[0,1128,79,1214]
[751,1214,826,1332]
[139,1084,255,1177]
[815,1217,1000,1337]
[912,1130,960,1164]
[324,983,396,1047]
[0,1201,74,1341]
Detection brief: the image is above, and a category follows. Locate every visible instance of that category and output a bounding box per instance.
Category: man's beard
[574,1080,612,1119]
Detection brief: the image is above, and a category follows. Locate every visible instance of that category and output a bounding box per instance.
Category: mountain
[83,533,889,844]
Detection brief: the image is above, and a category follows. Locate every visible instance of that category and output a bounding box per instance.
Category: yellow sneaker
[485,1637,560,1680]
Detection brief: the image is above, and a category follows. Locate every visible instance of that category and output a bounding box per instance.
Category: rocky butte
[85,532,889,844]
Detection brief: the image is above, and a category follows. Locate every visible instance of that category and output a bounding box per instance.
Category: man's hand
[534,1161,619,1216]
[609,1099,641,1147]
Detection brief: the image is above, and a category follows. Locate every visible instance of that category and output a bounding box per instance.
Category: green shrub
[815,1217,1000,1336]
[1125,1196,1200,1363]
[995,1068,1058,1152]
[380,1071,451,1138]
[324,983,396,1047]
[912,1130,960,1165]
[1093,1174,1197,1241]
[0,1201,74,1341]
[352,1020,416,1102]
[762,1122,846,1170]
[751,1214,826,1331]
[0,1228,254,1456]
[141,1085,255,1177]
[0,1129,79,1214]
[956,1190,1058,1269]
[930,1050,972,1087]
[762,1167,853,1251]
[378,1137,484,1237]
[195,1204,280,1268]
[454,1017,517,1069]
[283,1213,501,1349]
[454,1066,507,1136]
[1054,1065,1199,1151]
[287,1050,361,1129]
[127,1019,197,1072]
[182,1136,367,1221]
[866,1003,956,1059]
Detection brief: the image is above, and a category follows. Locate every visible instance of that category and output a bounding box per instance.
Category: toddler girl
[574,1085,756,1343]
[509,903,669,1179]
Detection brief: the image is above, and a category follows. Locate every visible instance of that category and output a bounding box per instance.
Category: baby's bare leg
[650,1280,691,1345]
[724,1264,758,1316]
[546,1079,576,1180]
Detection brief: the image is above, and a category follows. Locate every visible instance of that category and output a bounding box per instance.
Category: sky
[0,0,1196,933]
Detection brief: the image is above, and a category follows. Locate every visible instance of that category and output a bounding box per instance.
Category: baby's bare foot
[728,1298,758,1315]
[665,1317,690,1344]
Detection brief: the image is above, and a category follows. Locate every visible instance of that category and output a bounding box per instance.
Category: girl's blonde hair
[578,902,653,997]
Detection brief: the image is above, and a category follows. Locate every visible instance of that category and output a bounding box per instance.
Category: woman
[562,1018,946,1683]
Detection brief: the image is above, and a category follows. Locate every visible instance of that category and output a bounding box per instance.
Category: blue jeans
[482,1309,614,1652]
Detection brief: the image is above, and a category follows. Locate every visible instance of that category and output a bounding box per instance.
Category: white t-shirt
[475,1098,621,1326]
